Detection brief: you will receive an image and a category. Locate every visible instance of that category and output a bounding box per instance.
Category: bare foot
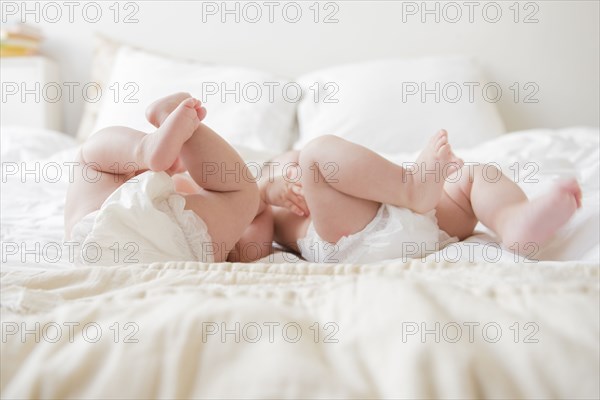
[138,97,203,172]
[145,92,207,128]
[500,178,582,253]
[412,129,464,212]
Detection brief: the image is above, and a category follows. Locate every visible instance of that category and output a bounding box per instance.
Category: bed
[2,39,599,400]
[2,124,599,399]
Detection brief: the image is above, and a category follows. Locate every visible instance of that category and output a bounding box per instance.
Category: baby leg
[298,134,461,243]
[146,93,261,260]
[436,164,582,254]
[65,98,202,238]
[177,123,260,262]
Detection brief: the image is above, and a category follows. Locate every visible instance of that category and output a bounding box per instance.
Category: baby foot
[138,97,203,172]
[500,178,582,253]
[412,129,464,211]
[416,129,464,176]
[146,92,207,128]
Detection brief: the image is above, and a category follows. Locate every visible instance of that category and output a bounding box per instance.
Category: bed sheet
[1,259,598,399]
[1,126,599,271]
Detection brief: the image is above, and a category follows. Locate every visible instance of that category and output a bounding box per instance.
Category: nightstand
[0,56,62,131]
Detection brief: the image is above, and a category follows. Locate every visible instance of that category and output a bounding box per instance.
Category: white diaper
[69,171,214,266]
[297,204,457,264]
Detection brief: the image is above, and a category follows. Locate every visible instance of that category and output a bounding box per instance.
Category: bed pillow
[76,35,122,141]
[295,57,506,154]
[89,46,298,153]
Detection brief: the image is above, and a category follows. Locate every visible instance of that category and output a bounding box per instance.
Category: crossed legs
[65,93,259,262]
[297,132,462,243]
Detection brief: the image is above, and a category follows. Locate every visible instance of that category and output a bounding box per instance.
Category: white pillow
[91,46,297,153]
[295,57,506,154]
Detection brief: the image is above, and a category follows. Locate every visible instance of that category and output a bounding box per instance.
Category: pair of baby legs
[273,132,582,257]
[64,93,259,262]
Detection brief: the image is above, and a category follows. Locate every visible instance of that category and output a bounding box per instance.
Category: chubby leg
[436,164,582,253]
[147,94,261,261]
[64,98,202,238]
[144,91,208,175]
[172,173,273,262]
[298,133,462,243]
[67,94,259,262]
[174,121,258,262]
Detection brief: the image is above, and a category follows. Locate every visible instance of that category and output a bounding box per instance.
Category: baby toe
[437,143,451,159]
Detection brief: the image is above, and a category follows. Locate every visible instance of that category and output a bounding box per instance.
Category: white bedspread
[1,260,598,399]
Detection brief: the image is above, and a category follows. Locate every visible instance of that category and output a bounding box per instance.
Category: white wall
[3,0,599,135]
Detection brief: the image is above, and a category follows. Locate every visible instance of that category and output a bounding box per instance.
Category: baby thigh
[64,151,125,238]
[299,150,379,243]
[183,190,258,262]
[272,207,311,252]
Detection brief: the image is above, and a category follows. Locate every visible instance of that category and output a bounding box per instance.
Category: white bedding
[1,126,599,399]
[1,126,598,270]
[1,260,598,399]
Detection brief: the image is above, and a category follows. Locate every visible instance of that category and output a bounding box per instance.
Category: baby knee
[299,134,341,166]
[305,134,342,150]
